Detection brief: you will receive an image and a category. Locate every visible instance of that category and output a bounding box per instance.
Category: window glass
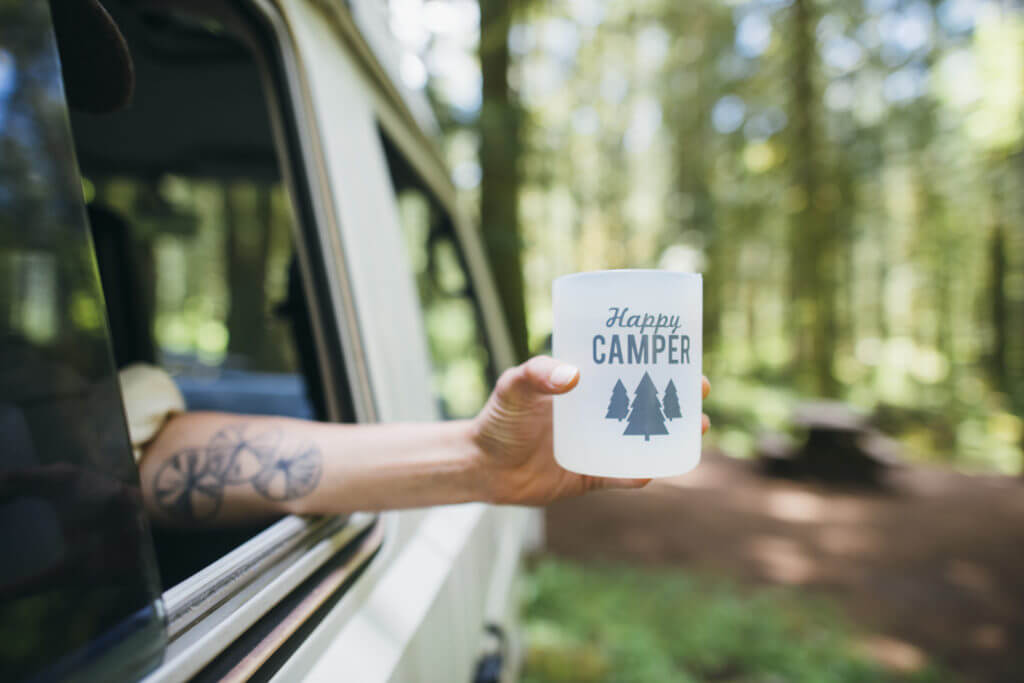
[89,176,314,420]
[69,1,327,585]
[0,2,165,680]
[383,138,494,418]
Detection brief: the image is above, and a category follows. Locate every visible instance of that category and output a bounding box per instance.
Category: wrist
[460,417,502,505]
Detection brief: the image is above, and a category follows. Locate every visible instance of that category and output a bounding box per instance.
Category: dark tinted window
[0,2,164,681]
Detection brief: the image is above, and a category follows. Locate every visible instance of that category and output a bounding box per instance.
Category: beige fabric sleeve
[118,363,186,464]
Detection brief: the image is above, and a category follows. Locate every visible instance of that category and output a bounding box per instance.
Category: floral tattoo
[153,424,322,522]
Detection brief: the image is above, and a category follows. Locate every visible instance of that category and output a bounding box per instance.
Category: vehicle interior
[70,0,339,587]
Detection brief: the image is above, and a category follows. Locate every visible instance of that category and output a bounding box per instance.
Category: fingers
[595,476,651,491]
[496,360,706,425]
[496,356,579,402]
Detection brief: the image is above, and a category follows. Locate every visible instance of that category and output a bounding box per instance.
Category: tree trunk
[224,182,272,367]
[788,0,838,396]
[479,0,529,361]
[667,7,719,351]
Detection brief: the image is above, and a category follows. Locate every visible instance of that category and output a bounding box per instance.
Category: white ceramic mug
[552,270,703,478]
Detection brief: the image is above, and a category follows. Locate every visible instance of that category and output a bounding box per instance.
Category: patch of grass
[522,558,951,683]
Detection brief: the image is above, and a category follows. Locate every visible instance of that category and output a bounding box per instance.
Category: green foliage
[396,190,492,417]
[496,0,1024,473]
[93,176,298,373]
[522,558,951,683]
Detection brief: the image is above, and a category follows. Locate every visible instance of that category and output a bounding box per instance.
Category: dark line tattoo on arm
[153,424,323,522]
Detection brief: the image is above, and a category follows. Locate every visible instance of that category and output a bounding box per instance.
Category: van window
[0,2,165,680]
[90,177,314,419]
[4,1,377,679]
[380,136,495,418]
[70,1,330,586]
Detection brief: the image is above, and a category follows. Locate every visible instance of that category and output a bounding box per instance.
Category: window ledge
[146,512,378,682]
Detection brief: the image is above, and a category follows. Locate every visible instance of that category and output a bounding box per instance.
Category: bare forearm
[139,412,484,526]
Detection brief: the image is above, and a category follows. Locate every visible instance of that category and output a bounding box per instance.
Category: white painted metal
[144,513,378,683]
[271,505,534,683]
[161,515,345,639]
[301,0,519,374]
[280,0,438,426]
[258,2,536,681]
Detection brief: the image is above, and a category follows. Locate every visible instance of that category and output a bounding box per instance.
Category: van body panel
[270,504,532,683]
[278,0,439,425]
[263,2,533,680]
[296,0,519,374]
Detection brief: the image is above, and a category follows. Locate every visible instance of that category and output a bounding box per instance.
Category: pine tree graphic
[662,379,681,420]
[605,379,630,421]
[623,372,669,441]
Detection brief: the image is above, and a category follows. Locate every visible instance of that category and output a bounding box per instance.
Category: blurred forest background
[2,1,1021,679]
[388,0,1024,474]
[12,0,1015,472]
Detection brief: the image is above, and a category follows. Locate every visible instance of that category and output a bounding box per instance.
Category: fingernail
[549,364,579,387]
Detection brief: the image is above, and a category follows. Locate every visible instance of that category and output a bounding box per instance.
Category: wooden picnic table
[758,401,902,487]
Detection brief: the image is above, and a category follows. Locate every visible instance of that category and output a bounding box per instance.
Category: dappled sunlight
[818,526,878,557]
[854,635,927,674]
[746,535,816,585]
[547,451,1024,681]
[764,489,824,523]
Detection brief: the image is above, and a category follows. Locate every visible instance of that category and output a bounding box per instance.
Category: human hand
[470,356,711,506]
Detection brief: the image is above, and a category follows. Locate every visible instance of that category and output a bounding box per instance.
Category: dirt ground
[543,451,1024,683]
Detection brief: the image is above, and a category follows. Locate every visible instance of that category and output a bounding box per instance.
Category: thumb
[495,356,580,404]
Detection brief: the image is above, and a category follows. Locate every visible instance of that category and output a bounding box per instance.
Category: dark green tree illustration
[623,372,669,441]
[663,380,681,420]
[605,379,630,421]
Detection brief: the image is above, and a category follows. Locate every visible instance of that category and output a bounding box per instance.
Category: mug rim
[555,269,703,283]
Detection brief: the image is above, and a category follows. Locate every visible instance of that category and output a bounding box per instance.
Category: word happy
[593,307,691,365]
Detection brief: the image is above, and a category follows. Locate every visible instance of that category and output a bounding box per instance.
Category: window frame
[139,0,522,676]
[305,0,518,375]
[121,0,385,677]
[381,132,499,413]
[129,0,518,674]
[374,108,519,377]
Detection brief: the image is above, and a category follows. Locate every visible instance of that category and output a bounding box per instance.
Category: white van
[0,0,535,681]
